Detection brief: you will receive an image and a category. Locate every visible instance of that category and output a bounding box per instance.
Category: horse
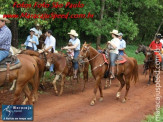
[144,49,162,84]
[79,42,138,105]
[46,52,89,96]
[0,54,40,105]
[37,34,46,49]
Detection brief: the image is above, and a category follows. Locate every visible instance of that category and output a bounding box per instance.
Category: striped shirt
[0,25,12,51]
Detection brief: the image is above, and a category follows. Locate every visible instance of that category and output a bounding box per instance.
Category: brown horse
[0,54,40,105]
[37,34,46,49]
[46,52,89,95]
[144,50,160,84]
[79,42,138,105]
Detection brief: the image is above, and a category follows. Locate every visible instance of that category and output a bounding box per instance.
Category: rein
[81,47,106,71]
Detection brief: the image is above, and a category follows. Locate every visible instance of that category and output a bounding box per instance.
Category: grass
[142,107,163,122]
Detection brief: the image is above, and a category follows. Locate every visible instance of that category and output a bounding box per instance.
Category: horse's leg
[152,69,156,84]
[9,79,16,91]
[12,81,26,105]
[116,74,125,99]
[90,77,101,106]
[22,84,32,105]
[98,81,103,102]
[52,75,60,95]
[148,69,151,85]
[59,75,65,96]
[122,77,130,103]
[82,70,88,92]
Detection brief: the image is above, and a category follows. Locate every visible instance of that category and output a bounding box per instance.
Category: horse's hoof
[122,98,126,103]
[99,97,103,102]
[90,100,95,106]
[116,92,121,98]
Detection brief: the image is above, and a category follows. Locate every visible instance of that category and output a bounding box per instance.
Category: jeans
[0,50,9,62]
[26,46,34,50]
[109,52,118,66]
[50,64,54,72]
[73,50,80,70]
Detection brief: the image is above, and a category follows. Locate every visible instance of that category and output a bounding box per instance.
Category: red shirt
[149,40,162,50]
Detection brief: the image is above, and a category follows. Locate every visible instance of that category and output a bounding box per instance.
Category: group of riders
[0,14,163,80]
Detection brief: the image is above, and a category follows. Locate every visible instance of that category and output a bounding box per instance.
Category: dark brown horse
[79,42,138,105]
[46,52,89,95]
[37,34,46,49]
[0,54,40,105]
[144,50,160,84]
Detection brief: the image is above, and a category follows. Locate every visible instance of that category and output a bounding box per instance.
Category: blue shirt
[0,25,12,51]
[69,38,80,50]
[119,39,126,55]
[24,35,39,51]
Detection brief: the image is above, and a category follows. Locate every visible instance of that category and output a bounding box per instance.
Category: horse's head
[79,42,91,59]
[39,34,46,42]
[135,44,144,54]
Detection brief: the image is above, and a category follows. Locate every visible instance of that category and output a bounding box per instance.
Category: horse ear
[84,41,87,44]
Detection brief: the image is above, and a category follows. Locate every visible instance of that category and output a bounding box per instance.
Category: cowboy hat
[0,14,10,23]
[110,29,119,36]
[156,33,162,39]
[68,29,78,37]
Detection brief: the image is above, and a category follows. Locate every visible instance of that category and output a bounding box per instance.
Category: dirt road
[0,65,163,122]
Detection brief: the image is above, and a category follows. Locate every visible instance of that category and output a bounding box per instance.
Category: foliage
[0,0,163,46]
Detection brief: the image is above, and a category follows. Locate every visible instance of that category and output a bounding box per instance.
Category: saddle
[115,55,127,64]
[0,53,21,72]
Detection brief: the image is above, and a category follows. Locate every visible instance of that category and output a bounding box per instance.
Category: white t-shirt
[32,28,42,38]
[44,35,56,52]
[109,37,120,54]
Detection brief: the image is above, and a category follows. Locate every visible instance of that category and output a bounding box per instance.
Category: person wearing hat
[23,28,39,51]
[32,23,42,38]
[62,29,80,79]
[0,14,12,62]
[107,29,120,78]
[118,32,126,56]
[149,33,163,70]
[39,30,56,72]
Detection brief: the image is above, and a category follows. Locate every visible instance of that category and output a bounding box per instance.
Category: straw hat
[68,29,78,37]
[0,14,10,23]
[110,29,119,36]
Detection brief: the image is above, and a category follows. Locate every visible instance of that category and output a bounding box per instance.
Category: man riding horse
[149,33,163,70]
[0,14,12,62]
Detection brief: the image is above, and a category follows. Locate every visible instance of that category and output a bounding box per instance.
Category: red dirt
[0,65,163,122]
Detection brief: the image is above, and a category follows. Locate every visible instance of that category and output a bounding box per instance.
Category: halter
[80,45,106,71]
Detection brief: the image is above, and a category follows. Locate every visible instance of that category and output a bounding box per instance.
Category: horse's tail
[132,58,139,84]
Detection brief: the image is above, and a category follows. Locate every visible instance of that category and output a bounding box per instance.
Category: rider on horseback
[149,33,163,70]
[0,14,11,62]
[107,30,120,79]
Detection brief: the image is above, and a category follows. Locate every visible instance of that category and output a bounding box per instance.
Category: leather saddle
[0,53,21,72]
[116,55,127,64]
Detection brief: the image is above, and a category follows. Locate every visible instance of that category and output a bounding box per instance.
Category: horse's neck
[52,54,65,66]
[88,47,101,67]
[142,46,148,55]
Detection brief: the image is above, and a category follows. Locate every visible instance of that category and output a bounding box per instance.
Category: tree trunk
[11,20,18,47]
[153,19,163,40]
[116,0,122,29]
[96,0,105,49]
